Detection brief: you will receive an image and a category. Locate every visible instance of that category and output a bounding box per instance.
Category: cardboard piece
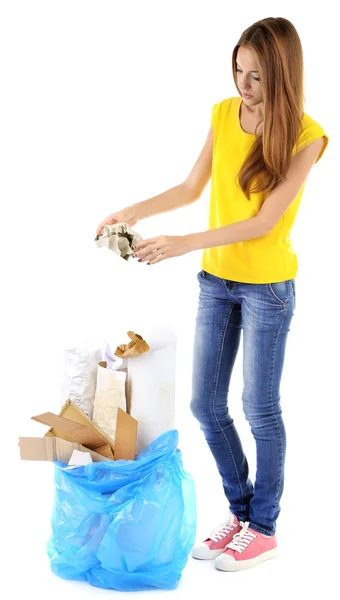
[57,400,137,460]
[19,399,138,463]
[32,411,114,459]
[19,437,106,463]
[42,400,115,457]
[114,408,138,461]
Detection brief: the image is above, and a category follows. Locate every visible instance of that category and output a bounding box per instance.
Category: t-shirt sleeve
[292,117,329,163]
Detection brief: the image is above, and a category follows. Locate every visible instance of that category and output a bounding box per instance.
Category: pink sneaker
[191,513,242,560]
[215,521,278,571]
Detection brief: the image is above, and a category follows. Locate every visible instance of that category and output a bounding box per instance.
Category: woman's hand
[133,235,192,265]
[96,206,138,237]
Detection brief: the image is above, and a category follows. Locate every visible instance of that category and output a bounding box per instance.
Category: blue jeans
[190,269,296,536]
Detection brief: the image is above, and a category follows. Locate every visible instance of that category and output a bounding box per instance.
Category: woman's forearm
[132,182,197,221]
[186,215,269,251]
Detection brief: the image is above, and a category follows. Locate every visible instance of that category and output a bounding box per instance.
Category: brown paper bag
[115,331,149,358]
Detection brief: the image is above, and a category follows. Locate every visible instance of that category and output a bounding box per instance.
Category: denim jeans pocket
[267,281,289,306]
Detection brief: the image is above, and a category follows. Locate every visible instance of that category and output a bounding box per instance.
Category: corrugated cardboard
[55,401,137,460]
[114,407,138,461]
[19,437,107,463]
[19,400,138,462]
[44,400,115,444]
[32,412,114,458]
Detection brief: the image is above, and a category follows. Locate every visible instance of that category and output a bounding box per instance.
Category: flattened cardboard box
[19,400,138,463]
[19,437,107,463]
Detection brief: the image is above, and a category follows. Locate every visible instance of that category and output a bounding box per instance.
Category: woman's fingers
[134,240,167,262]
[134,237,157,250]
[133,238,162,258]
[96,223,105,237]
[96,215,119,237]
[147,253,166,265]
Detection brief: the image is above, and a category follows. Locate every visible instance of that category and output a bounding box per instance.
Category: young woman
[96,17,328,571]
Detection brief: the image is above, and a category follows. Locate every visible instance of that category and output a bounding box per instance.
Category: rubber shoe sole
[215,547,278,571]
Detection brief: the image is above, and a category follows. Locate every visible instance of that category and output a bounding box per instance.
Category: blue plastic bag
[47,430,196,591]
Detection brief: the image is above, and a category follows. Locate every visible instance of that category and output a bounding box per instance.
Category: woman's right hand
[96,206,138,237]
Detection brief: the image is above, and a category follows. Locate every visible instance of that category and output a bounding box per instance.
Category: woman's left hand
[133,235,192,265]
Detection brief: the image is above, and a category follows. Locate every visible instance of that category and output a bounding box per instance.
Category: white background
[1,1,338,598]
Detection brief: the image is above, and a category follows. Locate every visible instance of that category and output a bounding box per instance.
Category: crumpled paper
[62,347,102,417]
[94,222,143,260]
[115,331,150,358]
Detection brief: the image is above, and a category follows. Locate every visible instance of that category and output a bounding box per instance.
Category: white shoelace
[210,519,236,542]
[227,521,256,553]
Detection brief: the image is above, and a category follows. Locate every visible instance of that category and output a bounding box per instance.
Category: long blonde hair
[232,17,305,199]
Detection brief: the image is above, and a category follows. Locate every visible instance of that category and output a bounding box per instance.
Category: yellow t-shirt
[201,96,328,283]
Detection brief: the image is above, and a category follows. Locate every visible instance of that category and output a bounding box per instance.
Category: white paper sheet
[66,449,93,468]
[126,326,176,455]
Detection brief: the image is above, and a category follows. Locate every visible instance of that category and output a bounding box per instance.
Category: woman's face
[236,46,263,105]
